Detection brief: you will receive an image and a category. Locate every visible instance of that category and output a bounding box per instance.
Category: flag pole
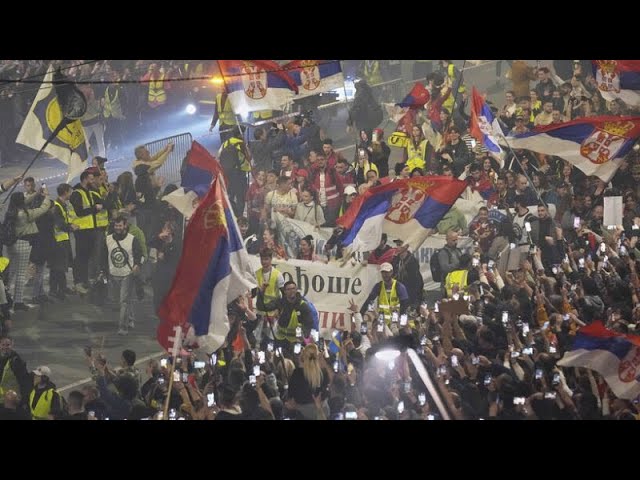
[496,132,547,208]
[442,60,467,133]
[340,61,359,148]
[3,119,72,203]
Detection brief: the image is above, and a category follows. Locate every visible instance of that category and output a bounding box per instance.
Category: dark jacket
[0,351,32,403]
[393,252,424,306]
[288,366,330,404]
[265,293,314,339]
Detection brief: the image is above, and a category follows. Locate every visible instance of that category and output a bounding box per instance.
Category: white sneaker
[117,328,128,336]
[75,284,89,295]
[128,321,135,329]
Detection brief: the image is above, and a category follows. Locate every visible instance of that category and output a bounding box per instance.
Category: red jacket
[309,165,344,210]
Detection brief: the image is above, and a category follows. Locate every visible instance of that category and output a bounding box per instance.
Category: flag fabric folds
[15,65,88,182]
[501,116,640,182]
[557,321,640,400]
[395,82,430,109]
[157,174,257,353]
[337,176,467,253]
[470,87,505,166]
[181,140,223,197]
[592,60,640,107]
[283,60,344,99]
[218,60,298,113]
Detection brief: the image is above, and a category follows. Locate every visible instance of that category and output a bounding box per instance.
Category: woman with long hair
[288,343,329,420]
[6,190,52,310]
[296,235,325,263]
[261,226,287,260]
[404,125,427,172]
[116,171,138,223]
[352,148,378,187]
[294,189,325,227]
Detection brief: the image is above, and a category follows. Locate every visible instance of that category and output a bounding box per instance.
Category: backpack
[430,247,452,283]
[0,216,18,247]
[302,296,320,332]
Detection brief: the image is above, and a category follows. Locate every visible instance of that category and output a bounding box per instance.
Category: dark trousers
[227,170,248,218]
[73,229,96,286]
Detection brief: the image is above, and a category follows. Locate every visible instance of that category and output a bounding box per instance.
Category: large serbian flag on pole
[337,176,467,253]
[218,60,298,113]
[470,86,505,167]
[283,60,344,99]
[157,174,257,353]
[557,321,640,400]
[502,116,640,182]
[592,60,640,108]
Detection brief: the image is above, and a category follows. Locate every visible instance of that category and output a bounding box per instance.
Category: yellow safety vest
[0,257,9,273]
[443,63,465,112]
[53,201,70,242]
[256,267,281,317]
[71,188,96,230]
[378,280,400,325]
[216,93,236,128]
[406,139,427,171]
[445,269,469,297]
[90,190,109,228]
[253,110,273,120]
[364,61,383,85]
[103,86,124,119]
[148,72,167,108]
[0,358,20,404]
[29,387,55,420]
[221,137,251,172]
[275,299,307,343]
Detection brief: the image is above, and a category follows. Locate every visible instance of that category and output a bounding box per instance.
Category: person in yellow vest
[254,248,284,344]
[361,60,383,86]
[87,167,110,281]
[444,254,479,298]
[143,63,167,109]
[70,170,103,294]
[439,60,465,114]
[102,78,126,152]
[0,335,31,406]
[269,280,314,352]
[403,125,428,172]
[210,91,237,144]
[358,262,409,325]
[49,183,79,301]
[219,128,252,217]
[29,366,63,420]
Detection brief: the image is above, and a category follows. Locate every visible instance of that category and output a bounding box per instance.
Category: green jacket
[436,207,468,235]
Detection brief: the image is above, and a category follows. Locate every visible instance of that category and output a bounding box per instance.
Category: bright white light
[185,104,197,115]
[375,349,401,362]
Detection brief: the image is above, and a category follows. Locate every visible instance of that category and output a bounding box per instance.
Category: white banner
[249,256,380,338]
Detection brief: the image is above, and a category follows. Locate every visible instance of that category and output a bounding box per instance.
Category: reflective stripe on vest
[0,359,20,404]
[72,189,96,230]
[378,280,399,325]
[364,61,383,85]
[256,267,281,317]
[254,109,273,120]
[90,190,109,228]
[30,388,54,420]
[275,300,306,343]
[148,72,166,108]
[222,137,251,172]
[445,269,469,297]
[217,93,236,127]
[53,201,70,242]
[406,140,427,171]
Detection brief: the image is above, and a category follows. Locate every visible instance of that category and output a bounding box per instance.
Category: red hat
[373,128,384,138]
[296,169,308,178]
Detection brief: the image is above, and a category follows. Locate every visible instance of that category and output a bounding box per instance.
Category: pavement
[0,60,545,393]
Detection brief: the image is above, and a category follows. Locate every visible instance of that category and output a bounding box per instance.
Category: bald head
[516,174,528,191]
[446,230,459,248]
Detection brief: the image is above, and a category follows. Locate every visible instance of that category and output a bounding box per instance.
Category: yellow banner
[388,131,409,148]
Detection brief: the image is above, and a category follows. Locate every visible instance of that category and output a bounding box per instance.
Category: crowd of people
[0,59,639,420]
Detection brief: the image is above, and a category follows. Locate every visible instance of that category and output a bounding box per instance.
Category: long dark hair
[5,192,27,222]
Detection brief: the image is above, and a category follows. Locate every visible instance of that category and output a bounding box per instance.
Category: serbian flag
[157,174,257,353]
[283,60,344,99]
[337,176,467,253]
[181,140,223,197]
[219,60,298,113]
[502,116,640,182]
[396,82,430,109]
[557,321,640,400]
[470,87,505,166]
[592,60,640,108]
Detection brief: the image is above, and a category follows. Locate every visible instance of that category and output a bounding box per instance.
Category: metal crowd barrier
[143,132,193,187]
